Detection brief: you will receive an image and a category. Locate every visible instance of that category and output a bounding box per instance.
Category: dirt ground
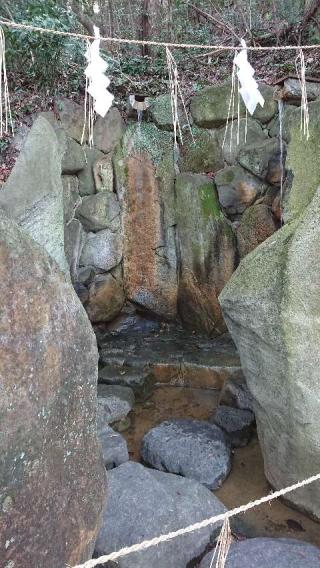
[124,385,320,548]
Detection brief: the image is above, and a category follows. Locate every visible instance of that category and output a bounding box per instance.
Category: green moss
[199,182,222,220]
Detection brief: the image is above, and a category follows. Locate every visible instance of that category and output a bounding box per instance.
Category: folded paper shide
[84,25,114,118]
[234,39,264,115]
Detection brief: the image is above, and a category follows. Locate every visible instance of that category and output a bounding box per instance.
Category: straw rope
[1,19,320,51]
[71,471,320,568]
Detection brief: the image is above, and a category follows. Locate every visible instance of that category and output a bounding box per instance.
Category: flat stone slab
[97,384,135,424]
[95,462,227,568]
[98,424,129,470]
[141,418,231,489]
[98,365,156,401]
[199,538,320,568]
[98,330,243,390]
[212,405,255,447]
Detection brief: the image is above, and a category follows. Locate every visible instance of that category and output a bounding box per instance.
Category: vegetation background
[0,0,319,172]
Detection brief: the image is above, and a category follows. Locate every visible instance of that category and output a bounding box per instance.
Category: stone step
[98,330,243,391]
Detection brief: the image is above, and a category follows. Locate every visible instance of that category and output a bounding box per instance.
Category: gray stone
[253,84,277,124]
[64,219,85,281]
[280,78,320,105]
[219,377,254,412]
[141,419,231,489]
[62,137,86,174]
[238,138,284,184]
[85,269,125,323]
[95,462,227,568]
[78,146,105,196]
[80,228,123,271]
[76,192,120,232]
[150,93,187,131]
[0,116,68,273]
[215,165,269,217]
[97,384,135,424]
[237,203,278,258]
[179,128,224,173]
[199,538,320,568]
[54,97,87,143]
[0,210,105,567]
[99,365,156,401]
[94,154,114,193]
[216,118,267,165]
[219,182,320,519]
[212,405,255,447]
[97,423,129,470]
[62,175,80,224]
[176,173,236,335]
[93,107,124,153]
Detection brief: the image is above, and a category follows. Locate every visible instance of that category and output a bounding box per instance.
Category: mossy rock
[179,128,223,174]
[150,94,188,132]
[217,118,267,165]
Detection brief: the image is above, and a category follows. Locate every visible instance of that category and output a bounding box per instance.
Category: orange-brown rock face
[115,124,178,319]
[0,212,106,568]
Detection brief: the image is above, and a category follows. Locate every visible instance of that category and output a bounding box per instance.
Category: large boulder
[176,173,236,335]
[85,269,125,323]
[238,138,284,184]
[0,116,68,273]
[93,107,124,154]
[216,118,267,165]
[236,203,278,258]
[215,165,269,218]
[80,228,123,271]
[114,123,178,319]
[95,462,227,568]
[76,192,121,232]
[0,211,105,567]
[220,183,320,519]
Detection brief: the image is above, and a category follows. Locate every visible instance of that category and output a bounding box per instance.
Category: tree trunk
[140,0,151,57]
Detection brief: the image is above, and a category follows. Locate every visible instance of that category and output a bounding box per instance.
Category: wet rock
[238,138,285,184]
[199,538,320,568]
[95,462,227,568]
[212,405,255,447]
[219,377,254,412]
[76,192,120,232]
[62,175,80,224]
[97,423,129,470]
[0,116,68,273]
[237,203,278,259]
[78,146,105,196]
[114,123,177,319]
[103,305,161,335]
[141,418,231,489]
[98,384,135,424]
[98,365,156,401]
[215,165,269,218]
[220,182,320,519]
[80,228,123,271]
[54,97,88,143]
[150,93,187,131]
[85,269,125,323]
[0,211,105,567]
[62,137,86,174]
[176,173,236,335]
[179,128,224,173]
[216,118,267,165]
[268,104,297,142]
[64,219,85,281]
[93,107,124,153]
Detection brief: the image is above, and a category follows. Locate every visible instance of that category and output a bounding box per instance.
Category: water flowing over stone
[0,211,105,568]
[114,123,178,319]
[176,173,236,335]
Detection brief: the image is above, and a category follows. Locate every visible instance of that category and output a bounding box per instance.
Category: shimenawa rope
[71,472,320,568]
[1,19,320,51]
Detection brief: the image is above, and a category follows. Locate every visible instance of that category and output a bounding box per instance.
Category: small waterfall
[278,99,285,225]
[137,109,143,128]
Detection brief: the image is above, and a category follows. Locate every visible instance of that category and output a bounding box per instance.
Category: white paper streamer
[234,39,264,116]
[84,25,113,118]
